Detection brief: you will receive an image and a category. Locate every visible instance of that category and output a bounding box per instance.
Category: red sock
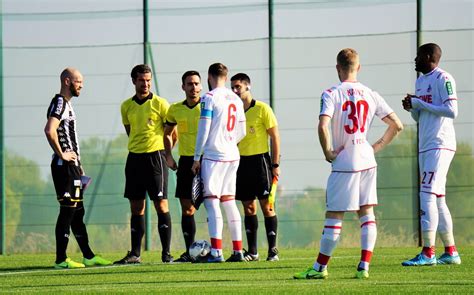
[422,246,435,258]
[316,253,330,266]
[232,240,242,252]
[445,246,457,255]
[211,238,222,250]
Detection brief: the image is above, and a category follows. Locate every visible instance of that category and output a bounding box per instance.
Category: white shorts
[326,168,377,211]
[201,159,239,198]
[419,149,455,196]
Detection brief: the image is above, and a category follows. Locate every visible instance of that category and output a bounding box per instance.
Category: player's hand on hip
[402,94,414,111]
[191,161,200,175]
[61,151,77,162]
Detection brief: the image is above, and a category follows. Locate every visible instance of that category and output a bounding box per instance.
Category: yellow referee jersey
[238,99,278,156]
[121,93,170,153]
[165,99,200,156]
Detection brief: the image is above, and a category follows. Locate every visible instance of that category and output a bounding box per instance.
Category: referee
[231,73,281,262]
[164,70,202,262]
[44,67,111,268]
[115,64,173,264]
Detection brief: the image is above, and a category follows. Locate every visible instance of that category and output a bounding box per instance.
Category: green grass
[0,247,472,294]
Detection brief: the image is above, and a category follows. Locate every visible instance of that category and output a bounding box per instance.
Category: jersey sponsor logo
[55,98,64,115]
[419,94,432,103]
[446,81,453,95]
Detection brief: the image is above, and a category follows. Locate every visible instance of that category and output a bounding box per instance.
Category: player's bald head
[60,67,82,83]
[418,43,442,64]
[337,48,359,72]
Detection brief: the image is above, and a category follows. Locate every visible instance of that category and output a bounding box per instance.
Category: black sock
[181,215,196,253]
[130,215,145,257]
[158,212,172,254]
[70,204,94,259]
[264,215,278,250]
[244,215,258,254]
[55,206,75,263]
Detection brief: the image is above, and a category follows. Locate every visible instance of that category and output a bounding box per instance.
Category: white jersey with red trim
[320,81,393,172]
[414,67,457,152]
[197,87,246,161]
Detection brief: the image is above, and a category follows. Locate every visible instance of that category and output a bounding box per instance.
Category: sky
[2,0,473,192]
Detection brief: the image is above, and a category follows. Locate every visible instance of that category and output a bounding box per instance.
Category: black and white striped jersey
[46,94,80,164]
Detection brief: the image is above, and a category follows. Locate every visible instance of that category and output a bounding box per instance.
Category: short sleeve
[48,96,65,120]
[373,91,393,119]
[165,104,177,125]
[262,103,278,130]
[319,91,334,118]
[120,100,130,125]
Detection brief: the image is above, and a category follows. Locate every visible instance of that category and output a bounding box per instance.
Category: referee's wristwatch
[271,163,279,168]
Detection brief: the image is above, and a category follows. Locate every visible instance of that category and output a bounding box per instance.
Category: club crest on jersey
[446,81,453,95]
[427,85,432,93]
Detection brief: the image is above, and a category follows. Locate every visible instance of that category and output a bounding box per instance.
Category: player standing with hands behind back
[294,48,403,280]
[115,64,173,264]
[402,43,461,266]
[191,63,247,262]
[231,73,281,262]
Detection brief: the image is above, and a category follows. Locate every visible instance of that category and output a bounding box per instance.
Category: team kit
[44,43,461,279]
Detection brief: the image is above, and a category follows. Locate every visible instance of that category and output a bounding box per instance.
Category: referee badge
[249,126,255,134]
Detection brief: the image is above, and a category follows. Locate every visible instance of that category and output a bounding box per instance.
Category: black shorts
[51,156,83,207]
[236,153,273,201]
[124,150,168,200]
[175,156,195,199]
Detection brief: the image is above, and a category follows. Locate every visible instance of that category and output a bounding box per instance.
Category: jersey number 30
[343,100,369,134]
[227,104,237,131]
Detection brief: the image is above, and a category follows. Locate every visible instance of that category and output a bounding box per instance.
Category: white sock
[313,219,342,271]
[204,198,223,250]
[437,196,455,247]
[359,215,376,271]
[420,192,438,247]
[221,199,242,252]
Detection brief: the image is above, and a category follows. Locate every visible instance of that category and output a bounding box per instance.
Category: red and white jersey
[415,67,457,152]
[320,81,393,172]
[199,87,246,161]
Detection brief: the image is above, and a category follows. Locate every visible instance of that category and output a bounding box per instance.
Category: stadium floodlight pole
[268,0,275,109]
[143,0,152,251]
[0,3,5,255]
[415,0,422,248]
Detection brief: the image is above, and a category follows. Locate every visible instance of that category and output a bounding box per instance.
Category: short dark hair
[419,43,442,64]
[208,63,228,78]
[230,73,251,84]
[131,64,152,80]
[181,70,201,84]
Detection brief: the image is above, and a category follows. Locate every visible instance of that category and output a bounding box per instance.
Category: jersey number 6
[343,100,369,134]
[227,103,237,131]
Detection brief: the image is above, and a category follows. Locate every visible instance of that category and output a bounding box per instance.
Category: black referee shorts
[175,156,195,199]
[236,153,273,201]
[124,150,168,201]
[51,156,83,207]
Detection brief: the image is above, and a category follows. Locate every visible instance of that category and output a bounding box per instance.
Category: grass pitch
[0,247,472,294]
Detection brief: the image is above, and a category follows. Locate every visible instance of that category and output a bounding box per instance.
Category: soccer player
[164,70,202,262]
[115,64,173,264]
[230,73,281,262]
[401,43,461,266]
[294,48,403,279]
[44,68,112,268]
[191,63,247,262]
